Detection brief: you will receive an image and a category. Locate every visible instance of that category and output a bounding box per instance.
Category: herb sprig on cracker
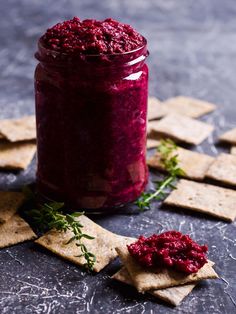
[27,201,96,271]
[136,139,185,210]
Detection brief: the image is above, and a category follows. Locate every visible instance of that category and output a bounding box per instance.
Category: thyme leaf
[26,200,96,271]
[136,139,185,210]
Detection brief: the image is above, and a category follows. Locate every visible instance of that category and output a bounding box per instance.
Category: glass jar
[35,38,149,211]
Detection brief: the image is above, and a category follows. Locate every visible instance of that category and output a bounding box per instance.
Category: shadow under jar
[35,39,149,212]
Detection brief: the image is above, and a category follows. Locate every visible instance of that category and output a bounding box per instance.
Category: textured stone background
[0,1,236,313]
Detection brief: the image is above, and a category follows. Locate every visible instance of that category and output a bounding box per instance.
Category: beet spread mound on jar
[41,17,145,54]
[127,231,208,274]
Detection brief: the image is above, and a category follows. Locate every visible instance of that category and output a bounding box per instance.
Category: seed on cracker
[148,97,167,120]
[147,146,214,180]
[146,139,160,149]
[112,267,196,306]
[206,153,236,186]
[0,191,25,223]
[0,141,36,170]
[36,215,135,272]
[0,115,36,142]
[0,214,36,248]
[148,114,214,145]
[231,146,236,155]
[116,246,217,293]
[164,96,216,118]
[164,179,236,222]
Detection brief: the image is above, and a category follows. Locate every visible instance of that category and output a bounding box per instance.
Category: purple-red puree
[128,231,208,274]
[35,18,148,210]
[42,17,145,54]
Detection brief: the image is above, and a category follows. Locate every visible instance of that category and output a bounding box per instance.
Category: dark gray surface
[0,1,236,313]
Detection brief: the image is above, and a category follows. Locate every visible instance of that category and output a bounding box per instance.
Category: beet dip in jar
[35,17,149,212]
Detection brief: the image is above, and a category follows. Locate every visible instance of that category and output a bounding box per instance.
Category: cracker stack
[0,115,36,170]
[0,191,36,248]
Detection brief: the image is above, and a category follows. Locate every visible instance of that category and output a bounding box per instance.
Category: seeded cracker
[0,115,36,142]
[164,179,236,222]
[146,139,160,149]
[147,147,214,180]
[0,191,25,223]
[0,214,36,248]
[148,114,214,145]
[0,141,36,170]
[112,267,196,306]
[148,97,167,120]
[116,246,217,292]
[219,128,236,145]
[206,153,236,186]
[36,215,135,272]
[163,96,216,118]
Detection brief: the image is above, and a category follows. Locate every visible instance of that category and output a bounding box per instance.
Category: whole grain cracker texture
[148,97,167,120]
[0,214,36,248]
[219,128,236,145]
[0,141,36,170]
[0,115,36,142]
[164,179,236,222]
[147,146,214,180]
[163,96,216,118]
[36,215,135,272]
[148,114,214,145]
[0,191,25,223]
[116,246,217,292]
[112,267,196,306]
[206,153,236,186]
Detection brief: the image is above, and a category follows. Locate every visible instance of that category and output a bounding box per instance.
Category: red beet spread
[127,231,208,274]
[41,17,144,54]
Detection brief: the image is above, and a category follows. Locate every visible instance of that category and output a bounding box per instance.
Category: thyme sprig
[26,200,96,271]
[136,139,185,210]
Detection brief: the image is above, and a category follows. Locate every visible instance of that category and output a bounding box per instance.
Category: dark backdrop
[0,1,236,313]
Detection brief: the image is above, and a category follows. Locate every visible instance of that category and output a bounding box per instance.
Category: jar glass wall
[35,39,149,211]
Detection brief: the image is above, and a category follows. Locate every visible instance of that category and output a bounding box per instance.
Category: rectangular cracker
[0,214,36,248]
[148,114,214,145]
[206,153,236,186]
[164,96,216,118]
[148,97,167,120]
[36,215,135,272]
[112,267,196,306]
[116,246,217,292]
[164,179,236,222]
[146,139,160,149]
[147,146,214,180]
[0,191,25,223]
[0,141,36,170]
[231,146,236,155]
[219,128,236,145]
[0,115,36,142]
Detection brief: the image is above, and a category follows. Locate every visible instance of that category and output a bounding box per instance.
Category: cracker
[219,128,236,145]
[231,146,236,155]
[36,215,135,272]
[0,141,36,170]
[148,97,167,120]
[164,179,236,221]
[206,153,236,186]
[0,214,36,248]
[164,96,216,118]
[112,267,196,306]
[0,115,36,142]
[116,246,217,292]
[148,114,214,145]
[146,139,160,149]
[147,147,214,180]
[0,191,25,223]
